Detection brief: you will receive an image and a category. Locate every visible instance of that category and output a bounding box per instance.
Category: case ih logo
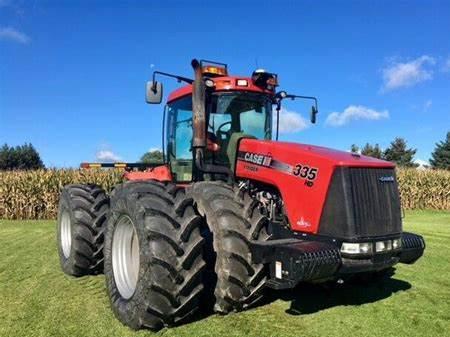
[379,176,395,182]
[241,152,272,167]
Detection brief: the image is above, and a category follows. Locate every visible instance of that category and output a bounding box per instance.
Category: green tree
[430,131,450,170]
[0,143,44,170]
[140,150,164,164]
[361,143,383,159]
[0,144,14,170]
[384,137,418,167]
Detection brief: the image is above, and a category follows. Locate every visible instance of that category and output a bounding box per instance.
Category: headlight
[341,238,402,256]
[341,242,373,255]
[392,238,402,249]
[375,240,393,252]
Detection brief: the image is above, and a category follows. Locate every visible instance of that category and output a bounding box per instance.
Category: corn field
[396,168,450,210]
[0,168,448,220]
[0,169,123,220]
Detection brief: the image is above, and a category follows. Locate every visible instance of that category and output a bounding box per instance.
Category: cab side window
[166,97,193,182]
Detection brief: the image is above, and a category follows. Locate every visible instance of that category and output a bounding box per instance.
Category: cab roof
[167,76,276,103]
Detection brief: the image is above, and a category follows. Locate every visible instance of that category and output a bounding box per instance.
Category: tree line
[350,132,450,169]
[0,144,45,170]
[1,131,449,170]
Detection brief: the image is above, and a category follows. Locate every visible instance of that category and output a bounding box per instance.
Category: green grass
[0,210,449,337]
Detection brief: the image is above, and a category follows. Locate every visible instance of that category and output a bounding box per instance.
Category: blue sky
[1,0,449,167]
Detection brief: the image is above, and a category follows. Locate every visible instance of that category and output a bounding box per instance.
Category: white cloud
[148,147,162,152]
[381,55,435,91]
[326,105,389,127]
[96,150,122,162]
[0,26,30,44]
[273,108,309,133]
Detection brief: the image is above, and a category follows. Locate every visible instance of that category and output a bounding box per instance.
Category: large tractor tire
[192,181,270,313]
[104,181,205,331]
[57,184,109,276]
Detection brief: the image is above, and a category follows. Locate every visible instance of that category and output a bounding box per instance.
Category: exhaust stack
[191,58,231,179]
[191,59,207,149]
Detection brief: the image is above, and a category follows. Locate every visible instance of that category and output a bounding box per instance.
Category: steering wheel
[216,121,232,140]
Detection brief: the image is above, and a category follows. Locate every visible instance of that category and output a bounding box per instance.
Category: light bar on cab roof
[201,66,228,77]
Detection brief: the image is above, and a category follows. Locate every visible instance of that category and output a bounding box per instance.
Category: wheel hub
[112,215,140,299]
[60,210,72,258]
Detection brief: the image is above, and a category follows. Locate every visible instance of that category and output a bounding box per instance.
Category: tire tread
[57,184,109,276]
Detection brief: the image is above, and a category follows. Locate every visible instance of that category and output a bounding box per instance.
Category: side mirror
[146,81,163,104]
[310,105,318,124]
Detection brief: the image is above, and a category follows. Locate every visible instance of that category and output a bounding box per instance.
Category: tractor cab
[165,83,273,182]
[147,60,317,182]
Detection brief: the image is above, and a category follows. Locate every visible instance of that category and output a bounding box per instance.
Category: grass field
[0,210,449,337]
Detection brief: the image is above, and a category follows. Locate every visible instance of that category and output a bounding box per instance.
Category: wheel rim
[60,210,72,258]
[112,215,140,299]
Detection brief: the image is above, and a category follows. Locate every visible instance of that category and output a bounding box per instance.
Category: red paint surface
[167,76,275,103]
[123,165,172,182]
[236,139,395,234]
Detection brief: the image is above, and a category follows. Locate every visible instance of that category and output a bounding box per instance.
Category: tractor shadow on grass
[182,271,411,327]
[274,275,412,315]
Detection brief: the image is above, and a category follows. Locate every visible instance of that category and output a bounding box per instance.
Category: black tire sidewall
[56,188,79,276]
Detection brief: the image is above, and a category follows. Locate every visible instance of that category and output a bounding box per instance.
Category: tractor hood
[235,139,397,234]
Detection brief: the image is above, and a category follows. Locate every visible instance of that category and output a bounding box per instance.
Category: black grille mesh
[349,168,402,237]
[319,167,402,239]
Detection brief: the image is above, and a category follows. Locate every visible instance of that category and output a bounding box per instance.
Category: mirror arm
[282,94,319,124]
[152,71,193,90]
[286,94,318,112]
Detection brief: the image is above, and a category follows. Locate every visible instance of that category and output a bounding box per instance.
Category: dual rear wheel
[104,181,206,330]
[57,180,270,330]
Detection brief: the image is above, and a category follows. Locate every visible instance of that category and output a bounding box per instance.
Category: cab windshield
[208,92,272,141]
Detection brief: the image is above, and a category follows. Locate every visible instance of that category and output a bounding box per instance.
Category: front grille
[318,167,402,240]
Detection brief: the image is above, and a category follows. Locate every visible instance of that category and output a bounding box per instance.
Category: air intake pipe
[191,59,232,178]
[191,59,207,149]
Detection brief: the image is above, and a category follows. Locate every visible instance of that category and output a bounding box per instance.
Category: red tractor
[56,59,425,331]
